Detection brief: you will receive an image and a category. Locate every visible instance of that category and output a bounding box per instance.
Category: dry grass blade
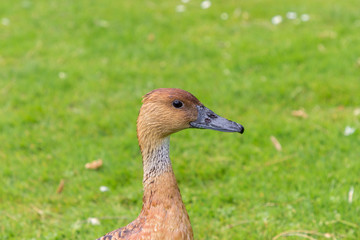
[270,136,282,151]
[56,179,65,194]
[222,220,252,230]
[264,155,294,167]
[247,155,295,174]
[31,205,44,216]
[4,212,17,221]
[325,219,359,228]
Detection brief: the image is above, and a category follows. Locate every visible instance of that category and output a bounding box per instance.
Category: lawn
[0,0,359,239]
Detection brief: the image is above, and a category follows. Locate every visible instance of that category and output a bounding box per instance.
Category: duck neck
[141,136,173,184]
[138,135,186,215]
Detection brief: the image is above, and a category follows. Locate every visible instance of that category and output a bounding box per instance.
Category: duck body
[97,88,244,240]
[99,171,192,240]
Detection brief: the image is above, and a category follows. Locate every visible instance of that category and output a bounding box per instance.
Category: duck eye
[172,100,183,108]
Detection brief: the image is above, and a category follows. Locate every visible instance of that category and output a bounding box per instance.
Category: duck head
[137,88,244,140]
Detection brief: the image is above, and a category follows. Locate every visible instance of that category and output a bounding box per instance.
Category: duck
[97,88,244,240]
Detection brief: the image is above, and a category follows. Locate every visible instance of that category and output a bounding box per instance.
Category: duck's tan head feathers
[142,88,202,105]
[138,88,203,141]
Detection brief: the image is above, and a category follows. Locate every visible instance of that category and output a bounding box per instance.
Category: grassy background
[1,0,359,239]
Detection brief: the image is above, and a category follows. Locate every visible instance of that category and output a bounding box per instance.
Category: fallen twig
[273,230,335,240]
[274,232,316,240]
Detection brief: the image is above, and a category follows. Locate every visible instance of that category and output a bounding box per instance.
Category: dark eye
[172,100,183,108]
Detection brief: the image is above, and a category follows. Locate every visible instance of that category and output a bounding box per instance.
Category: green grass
[1,0,360,239]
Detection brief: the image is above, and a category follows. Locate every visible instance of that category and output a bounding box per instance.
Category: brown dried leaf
[270,136,282,151]
[292,109,308,118]
[324,233,332,239]
[56,179,65,194]
[85,159,103,170]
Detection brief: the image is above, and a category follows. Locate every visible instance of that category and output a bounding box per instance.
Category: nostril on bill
[207,113,217,119]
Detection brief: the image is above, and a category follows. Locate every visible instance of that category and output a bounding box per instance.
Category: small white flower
[99,186,109,192]
[1,18,10,26]
[271,15,282,25]
[300,14,310,22]
[220,13,229,20]
[176,5,186,13]
[181,0,190,3]
[286,12,297,19]
[87,218,101,225]
[58,72,67,79]
[201,0,211,9]
[344,126,356,136]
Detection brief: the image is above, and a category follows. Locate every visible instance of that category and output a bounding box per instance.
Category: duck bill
[189,105,244,134]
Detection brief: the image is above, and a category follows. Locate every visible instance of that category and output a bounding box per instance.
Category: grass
[1,0,359,239]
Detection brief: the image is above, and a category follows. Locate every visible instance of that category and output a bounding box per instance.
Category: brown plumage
[97,88,244,240]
